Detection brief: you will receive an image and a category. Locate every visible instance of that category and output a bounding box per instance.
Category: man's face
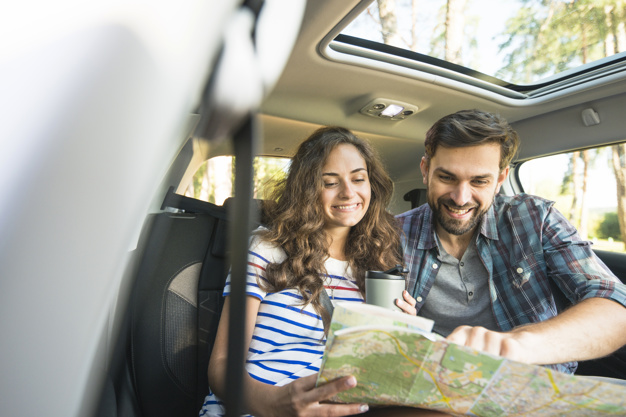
[421,143,508,238]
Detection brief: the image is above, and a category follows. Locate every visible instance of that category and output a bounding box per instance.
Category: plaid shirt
[397,193,626,374]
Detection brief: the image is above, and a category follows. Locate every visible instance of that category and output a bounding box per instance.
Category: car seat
[99,188,264,417]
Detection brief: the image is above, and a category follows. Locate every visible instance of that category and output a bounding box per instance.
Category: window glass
[339,0,626,90]
[184,156,291,205]
[517,143,626,253]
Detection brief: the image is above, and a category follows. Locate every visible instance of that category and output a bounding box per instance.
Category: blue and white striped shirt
[199,232,363,416]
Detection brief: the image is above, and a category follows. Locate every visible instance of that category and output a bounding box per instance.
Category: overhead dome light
[380,104,404,117]
[359,98,419,121]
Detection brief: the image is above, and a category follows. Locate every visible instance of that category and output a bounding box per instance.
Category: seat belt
[319,287,334,317]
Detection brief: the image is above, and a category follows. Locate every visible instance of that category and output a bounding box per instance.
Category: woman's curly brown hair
[258,126,402,333]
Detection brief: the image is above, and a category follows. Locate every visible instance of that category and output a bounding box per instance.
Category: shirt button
[468,291,474,297]
[460,262,464,267]
[433,263,438,269]
[516,267,523,274]
[416,296,423,302]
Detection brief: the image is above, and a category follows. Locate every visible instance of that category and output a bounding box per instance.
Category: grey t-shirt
[419,233,499,337]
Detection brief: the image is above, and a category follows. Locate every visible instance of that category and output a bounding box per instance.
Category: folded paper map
[317,302,626,416]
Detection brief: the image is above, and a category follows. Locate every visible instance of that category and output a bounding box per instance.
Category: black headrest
[161,186,226,219]
[222,197,268,225]
[403,188,427,209]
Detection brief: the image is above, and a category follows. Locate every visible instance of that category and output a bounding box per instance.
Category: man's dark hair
[424,109,520,171]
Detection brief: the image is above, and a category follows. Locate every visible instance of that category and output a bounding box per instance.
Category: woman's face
[320,144,371,235]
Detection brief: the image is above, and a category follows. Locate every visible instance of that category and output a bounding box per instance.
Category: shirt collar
[417,207,438,251]
[480,202,499,241]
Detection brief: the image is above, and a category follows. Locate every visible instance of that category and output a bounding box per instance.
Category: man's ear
[420,157,429,185]
[496,166,510,192]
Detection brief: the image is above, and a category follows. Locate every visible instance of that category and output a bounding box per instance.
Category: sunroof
[338,0,626,95]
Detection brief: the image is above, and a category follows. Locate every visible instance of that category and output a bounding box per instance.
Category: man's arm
[397,292,626,365]
[449,297,626,365]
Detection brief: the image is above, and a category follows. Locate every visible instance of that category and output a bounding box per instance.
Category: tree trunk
[377,0,402,47]
[579,150,590,239]
[569,151,580,226]
[410,0,419,51]
[612,145,626,250]
[605,4,616,57]
[444,0,466,64]
[617,8,626,52]
[605,3,626,249]
[581,22,588,64]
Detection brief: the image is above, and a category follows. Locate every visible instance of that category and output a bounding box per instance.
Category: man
[396,109,626,374]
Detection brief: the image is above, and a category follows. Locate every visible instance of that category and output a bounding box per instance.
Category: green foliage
[497,0,625,84]
[560,153,576,196]
[192,162,207,200]
[497,3,545,83]
[188,156,289,204]
[595,211,622,240]
[252,157,289,200]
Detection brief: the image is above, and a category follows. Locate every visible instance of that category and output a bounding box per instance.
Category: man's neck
[435,225,476,260]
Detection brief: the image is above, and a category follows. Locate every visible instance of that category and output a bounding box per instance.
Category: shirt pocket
[494,255,555,320]
[510,259,533,290]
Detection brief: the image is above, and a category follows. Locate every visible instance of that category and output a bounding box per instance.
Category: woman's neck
[326,227,350,261]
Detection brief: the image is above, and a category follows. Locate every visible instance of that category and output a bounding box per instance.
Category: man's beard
[428,194,494,236]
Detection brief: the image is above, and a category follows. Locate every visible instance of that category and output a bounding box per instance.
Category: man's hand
[395,294,626,366]
[446,325,532,363]
[395,291,532,363]
[395,290,417,315]
[447,299,626,365]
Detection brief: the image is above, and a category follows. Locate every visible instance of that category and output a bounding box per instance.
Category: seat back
[128,196,229,416]
[106,189,263,417]
[94,188,233,417]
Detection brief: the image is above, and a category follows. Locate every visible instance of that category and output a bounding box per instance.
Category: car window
[183,156,291,205]
[517,142,626,253]
[337,0,626,97]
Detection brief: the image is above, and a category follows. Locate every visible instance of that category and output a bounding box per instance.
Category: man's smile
[443,203,475,217]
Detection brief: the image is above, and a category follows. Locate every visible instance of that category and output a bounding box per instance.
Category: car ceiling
[250,0,626,171]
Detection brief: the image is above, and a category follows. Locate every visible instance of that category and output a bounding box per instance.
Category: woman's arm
[207,295,259,402]
[208,296,369,417]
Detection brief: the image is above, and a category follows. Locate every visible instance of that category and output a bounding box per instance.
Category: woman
[200,126,444,417]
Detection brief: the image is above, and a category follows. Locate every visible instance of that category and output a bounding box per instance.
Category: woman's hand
[252,373,369,417]
[395,290,417,315]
